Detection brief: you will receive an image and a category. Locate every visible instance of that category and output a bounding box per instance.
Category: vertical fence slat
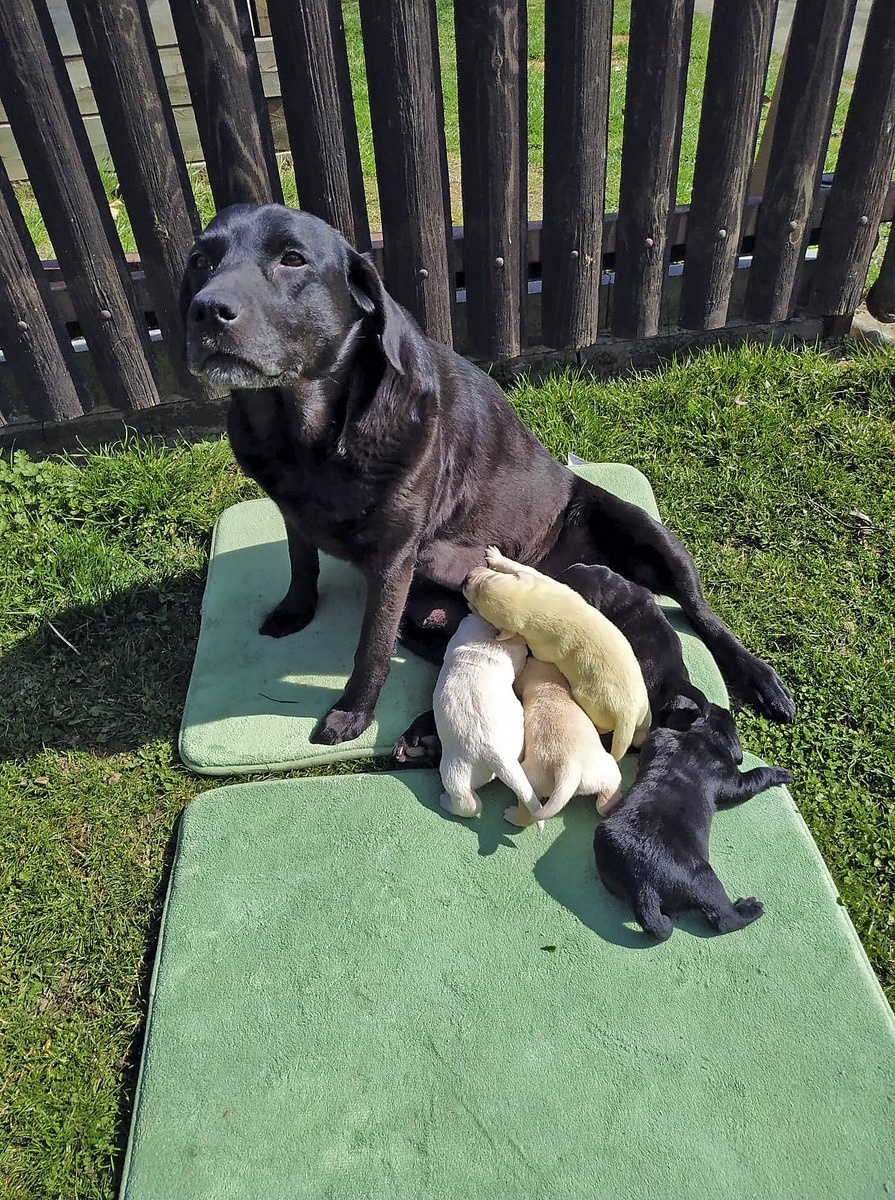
[540,0,612,351]
[808,0,895,322]
[0,163,87,422]
[267,0,370,249]
[744,0,857,323]
[66,0,203,393]
[0,0,160,412]
[612,0,694,339]
[680,0,777,330]
[867,225,895,323]
[169,0,282,210]
[359,0,452,344]
[454,0,526,359]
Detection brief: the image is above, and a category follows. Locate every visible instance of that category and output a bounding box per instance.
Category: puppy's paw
[733,897,764,922]
[259,599,316,638]
[310,706,373,745]
[504,804,533,827]
[768,767,794,787]
[440,792,482,818]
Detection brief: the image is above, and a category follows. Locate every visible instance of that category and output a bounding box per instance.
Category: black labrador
[181,204,794,746]
[561,562,708,722]
[593,699,792,939]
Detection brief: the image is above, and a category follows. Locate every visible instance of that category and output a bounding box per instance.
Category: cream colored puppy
[506,656,622,827]
[434,612,545,829]
[464,548,650,761]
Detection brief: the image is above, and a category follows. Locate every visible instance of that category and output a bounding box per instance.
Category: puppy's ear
[347,250,405,374]
[662,695,702,732]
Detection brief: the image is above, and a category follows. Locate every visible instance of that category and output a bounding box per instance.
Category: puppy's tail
[609,713,637,762]
[533,767,581,821]
[493,759,546,832]
[634,886,673,941]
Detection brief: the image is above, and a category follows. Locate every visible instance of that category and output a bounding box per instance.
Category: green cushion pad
[179,463,727,775]
[120,768,895,1199]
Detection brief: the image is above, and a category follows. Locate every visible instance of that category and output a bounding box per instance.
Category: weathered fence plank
[540,0,612,350]
[454,0,527,359]
[744,0,857,323]
[0,0,160,412]
[0,163,87,422]
[169,0,281,209]
[867,229,895,323]
[612,0,694,339]
[66,0,202,395]
[808,0,895,324]
[359,0,453,344]
[680,0,777,330]
[266,0,369,249]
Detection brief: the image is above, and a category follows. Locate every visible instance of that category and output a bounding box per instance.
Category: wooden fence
[1,0,894,446]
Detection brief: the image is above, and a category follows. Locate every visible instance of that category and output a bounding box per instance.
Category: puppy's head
[561,562,610,607]
[702,702,743,764]
[180,204,409,390]
[463,565,534,635]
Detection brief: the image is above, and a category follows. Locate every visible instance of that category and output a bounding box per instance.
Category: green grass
[15,0,884,279]
[2,340,895,1199]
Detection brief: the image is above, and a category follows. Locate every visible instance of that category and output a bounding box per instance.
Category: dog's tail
[609,712,637,762]
[532,766,581,821]
[493,759,546,832]
[634,886,673,941]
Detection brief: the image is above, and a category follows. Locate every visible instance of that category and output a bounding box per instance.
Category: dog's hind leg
[691,865,764,934]
[562,479,795,724]
[633,885,674,940]
[715,765,793,807]
[439,758,483,818]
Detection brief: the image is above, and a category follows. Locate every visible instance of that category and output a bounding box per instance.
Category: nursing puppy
[434,613,545,829]
[562,562,707,721]
[593,699,793,939]
[505,657,622,828]
[464,548,650,761]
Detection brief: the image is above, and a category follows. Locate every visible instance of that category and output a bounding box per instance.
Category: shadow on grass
[0,570,207,761]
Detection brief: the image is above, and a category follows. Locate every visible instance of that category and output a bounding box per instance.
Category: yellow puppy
[465,547,650,761]
[507,656,622,828]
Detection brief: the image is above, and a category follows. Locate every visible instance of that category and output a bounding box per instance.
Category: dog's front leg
[259,521,320,638]
[310,550,417,745]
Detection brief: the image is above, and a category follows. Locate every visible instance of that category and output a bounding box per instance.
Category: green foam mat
[179,463,727,774]
[120,768,895,1199]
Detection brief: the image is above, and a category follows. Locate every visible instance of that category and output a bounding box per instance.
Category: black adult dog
[561,562,708,722]
[593,699,792,939]
[181,204,794,746]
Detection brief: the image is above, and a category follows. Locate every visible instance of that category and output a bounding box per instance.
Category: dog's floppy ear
[661,694,702,732]
[347,250,405,374]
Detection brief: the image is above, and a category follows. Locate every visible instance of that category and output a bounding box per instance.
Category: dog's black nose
[191,293,240,327]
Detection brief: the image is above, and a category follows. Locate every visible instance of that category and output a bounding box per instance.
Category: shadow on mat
[415,774,724,947]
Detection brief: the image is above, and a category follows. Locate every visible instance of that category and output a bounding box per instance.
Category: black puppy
[181,204,794,746]
[593,699,792,939]
[562,562,707,722]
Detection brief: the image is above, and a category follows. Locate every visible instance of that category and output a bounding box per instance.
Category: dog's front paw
[259,599,316,639]
[393,711,442,766]
[310,706,374,745]
[733,657,796,724]
[733,897,764,922]
[768,767,794,787]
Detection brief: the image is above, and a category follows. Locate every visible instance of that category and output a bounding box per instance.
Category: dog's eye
[280,249,307,268]
[189,251,210,272]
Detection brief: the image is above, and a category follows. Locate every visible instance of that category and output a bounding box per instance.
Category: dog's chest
[228,396,394,557]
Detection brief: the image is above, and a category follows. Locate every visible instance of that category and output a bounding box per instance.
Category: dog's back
[562,562,703,719]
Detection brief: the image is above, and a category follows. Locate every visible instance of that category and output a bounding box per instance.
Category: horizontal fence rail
[0,0,892,442]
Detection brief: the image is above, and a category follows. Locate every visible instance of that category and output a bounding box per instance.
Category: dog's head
[463,565,541,636]
[180,204,410,390]
[663,697,743,763]
[561,562,611,607]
